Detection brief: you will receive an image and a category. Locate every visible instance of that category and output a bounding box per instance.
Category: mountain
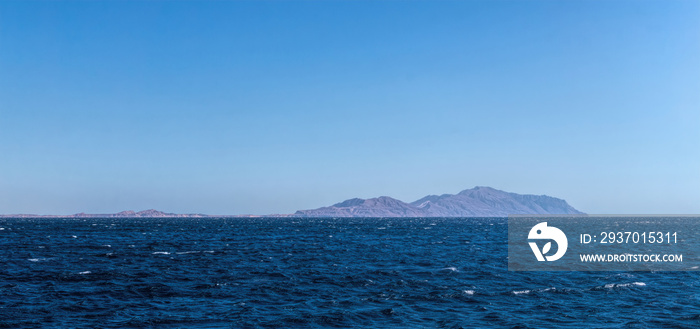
[294,196,426,217]
[295,186,584,217]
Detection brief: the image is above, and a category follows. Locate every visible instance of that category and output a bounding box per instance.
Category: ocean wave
[601,282,646,289]
[28,258,52,262]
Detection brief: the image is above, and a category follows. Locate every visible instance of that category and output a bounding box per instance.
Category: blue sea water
[0,217,698,328]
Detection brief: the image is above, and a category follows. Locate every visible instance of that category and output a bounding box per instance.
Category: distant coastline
[0,209,291,219]
[0,186,584,218]
[0,209,209,219]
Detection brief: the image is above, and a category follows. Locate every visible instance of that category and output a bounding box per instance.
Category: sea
[0,217,698,328]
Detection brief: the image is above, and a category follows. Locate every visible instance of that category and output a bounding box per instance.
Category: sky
[1,1,698,215]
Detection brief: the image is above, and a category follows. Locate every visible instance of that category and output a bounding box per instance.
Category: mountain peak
[333,198,365,207]
[458,186,501,194]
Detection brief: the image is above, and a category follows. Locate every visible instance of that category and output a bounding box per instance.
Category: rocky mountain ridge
[294,186,584,217]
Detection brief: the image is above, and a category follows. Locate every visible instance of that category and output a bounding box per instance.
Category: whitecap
[620,282,646,287]
[513,290,531,295]
[690,266,699,269]
[604,282,646,289]
[152,252,171,255]
[463,290,475,295]
[78,271,91,275]
[442,267,458,272]
[28,257,52,262]
[176,251,200,255]
[71,235,78,239]
[0,228,5,230]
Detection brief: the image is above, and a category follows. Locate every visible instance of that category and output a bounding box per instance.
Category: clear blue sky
[1,1,698,215]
